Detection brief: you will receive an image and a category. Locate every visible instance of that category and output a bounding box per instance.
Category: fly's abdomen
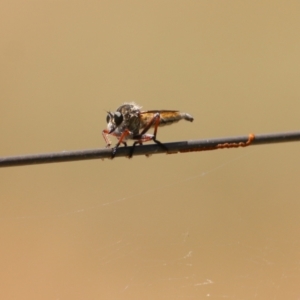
[158,111,194,126]
[139,110,193,128]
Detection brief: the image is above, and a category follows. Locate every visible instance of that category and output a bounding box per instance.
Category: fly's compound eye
[113,112,123,126]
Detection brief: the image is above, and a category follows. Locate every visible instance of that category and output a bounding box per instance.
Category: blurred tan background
[1,1,300,299]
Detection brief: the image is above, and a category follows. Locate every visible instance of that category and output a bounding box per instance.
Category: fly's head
[105,110,124,134]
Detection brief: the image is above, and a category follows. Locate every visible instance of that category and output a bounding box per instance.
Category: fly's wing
[140,110,193,128]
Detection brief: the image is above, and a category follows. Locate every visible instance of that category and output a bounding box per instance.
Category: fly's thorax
[117,103,141,119]
[114,103,141,136]
[124,114,141,136]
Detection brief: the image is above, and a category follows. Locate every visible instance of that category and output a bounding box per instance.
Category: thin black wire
[0,131,300,168]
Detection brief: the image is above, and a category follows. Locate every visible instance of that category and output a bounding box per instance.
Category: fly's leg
[111,129,130,158]
[128,113,168,158]
[102,130,112,147]
[151,115,168,151]
[103,129,128,158]
[129,141,143,158]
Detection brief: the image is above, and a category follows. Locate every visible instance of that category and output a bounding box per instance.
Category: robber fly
[102,102,194,158]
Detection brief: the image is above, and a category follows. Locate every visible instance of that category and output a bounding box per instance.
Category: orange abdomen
[139,110,193,129]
